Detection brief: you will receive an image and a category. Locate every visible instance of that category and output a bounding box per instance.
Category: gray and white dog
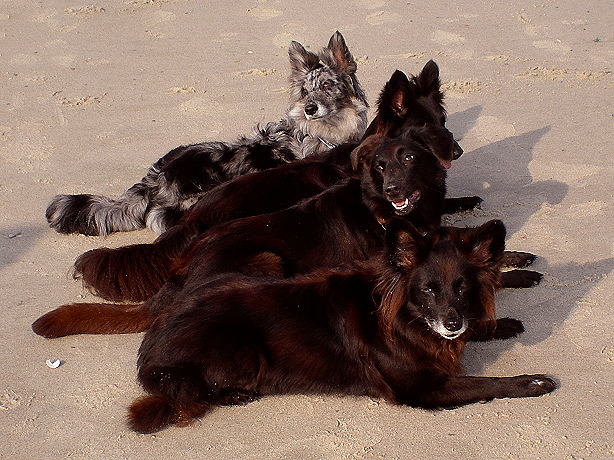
[46,31,368,236]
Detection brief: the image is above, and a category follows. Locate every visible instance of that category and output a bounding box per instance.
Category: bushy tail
[46,144,197,236]
[32,302,148,338]
[46,185,150,236]
[73,222,197,302]
[128,395,213,433]
[73,245,171,302]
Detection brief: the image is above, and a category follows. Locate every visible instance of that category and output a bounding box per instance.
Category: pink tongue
[441,160,452,169]
[394,200,406,208]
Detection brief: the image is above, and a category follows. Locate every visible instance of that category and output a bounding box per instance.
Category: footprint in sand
[65,6,106,15]
[272,23,309,49]
[532,39,572,55]
[441,80,481,97]
[236,68,277,77]
[273,32,296,49]
[354,0,386,9]
[167,86,199,94]
[431,30,466,45]
[150,10,177,24]
[365,10,402,26]
[247,5,283,21]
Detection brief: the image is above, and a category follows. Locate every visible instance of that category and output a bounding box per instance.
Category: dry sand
[1,1,612,459]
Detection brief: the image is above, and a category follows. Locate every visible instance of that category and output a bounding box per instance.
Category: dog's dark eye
[403,154,415,163]
[453,279,466,295]
[301,87,308,97]
[375,163,385,171]
[422,286,435,295]
[322,80,333,90]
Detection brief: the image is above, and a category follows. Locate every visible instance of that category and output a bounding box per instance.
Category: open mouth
[390,189,421,214]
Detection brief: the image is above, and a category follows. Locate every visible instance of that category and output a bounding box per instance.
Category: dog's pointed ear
[416,60,444,103]
[459,219,507,265]
[386,218,430,269]
[410,124,456,169]
[418,60,440,92]
[379,70,414,118]
[288,40,321,74]
[350,135,386,171]
[324,31,357,74]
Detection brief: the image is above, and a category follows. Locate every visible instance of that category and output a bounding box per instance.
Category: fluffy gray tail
[46,187,148,236]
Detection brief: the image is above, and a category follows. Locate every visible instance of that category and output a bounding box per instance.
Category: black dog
[126,218,556,433]
[32,127,536,340]
[68,62,505,304]
[32,128,455,338]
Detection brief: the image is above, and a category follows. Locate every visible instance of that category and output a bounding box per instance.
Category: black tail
[127,395,213,433]
[73,222,196,302]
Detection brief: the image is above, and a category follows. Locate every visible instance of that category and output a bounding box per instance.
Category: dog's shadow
[447,105,483,141]
[445,114,567,238]
[464,256,614,375]
[443,109,600,375]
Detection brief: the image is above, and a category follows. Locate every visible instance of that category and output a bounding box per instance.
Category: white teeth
[392,198,409,210]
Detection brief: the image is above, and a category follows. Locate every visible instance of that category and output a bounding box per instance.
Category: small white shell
[46,359,62,369]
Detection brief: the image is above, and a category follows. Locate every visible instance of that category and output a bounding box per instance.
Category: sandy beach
[1,1,612,458]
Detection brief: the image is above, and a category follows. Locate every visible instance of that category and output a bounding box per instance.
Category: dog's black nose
[304,103,318,116]
[384,183,399,195]
[453,141,464,159]
[443,316,464,332]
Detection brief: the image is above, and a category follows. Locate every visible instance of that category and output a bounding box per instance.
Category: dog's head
[350,128,451,222]
[379,218,506,340]
[287,32,368,148]
[365,61,463,161]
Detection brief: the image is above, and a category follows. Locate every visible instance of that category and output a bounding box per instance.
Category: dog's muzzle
[426,316,468,340]
[453,140,464,160]
[388,189,421,215]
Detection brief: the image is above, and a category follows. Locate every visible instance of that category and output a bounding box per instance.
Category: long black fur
[127,219,556,433]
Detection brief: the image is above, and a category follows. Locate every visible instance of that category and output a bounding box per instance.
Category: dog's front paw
[514,374,558,397]
[501,251,537,268]
[501,269,543,288]
[493,317,524,339]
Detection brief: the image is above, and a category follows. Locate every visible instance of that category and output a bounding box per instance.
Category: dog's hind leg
[131,363,257,433]
[32,302,148,338]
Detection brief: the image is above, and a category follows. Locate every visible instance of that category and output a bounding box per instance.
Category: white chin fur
[289,103,368,145]
[426,319,468,340]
